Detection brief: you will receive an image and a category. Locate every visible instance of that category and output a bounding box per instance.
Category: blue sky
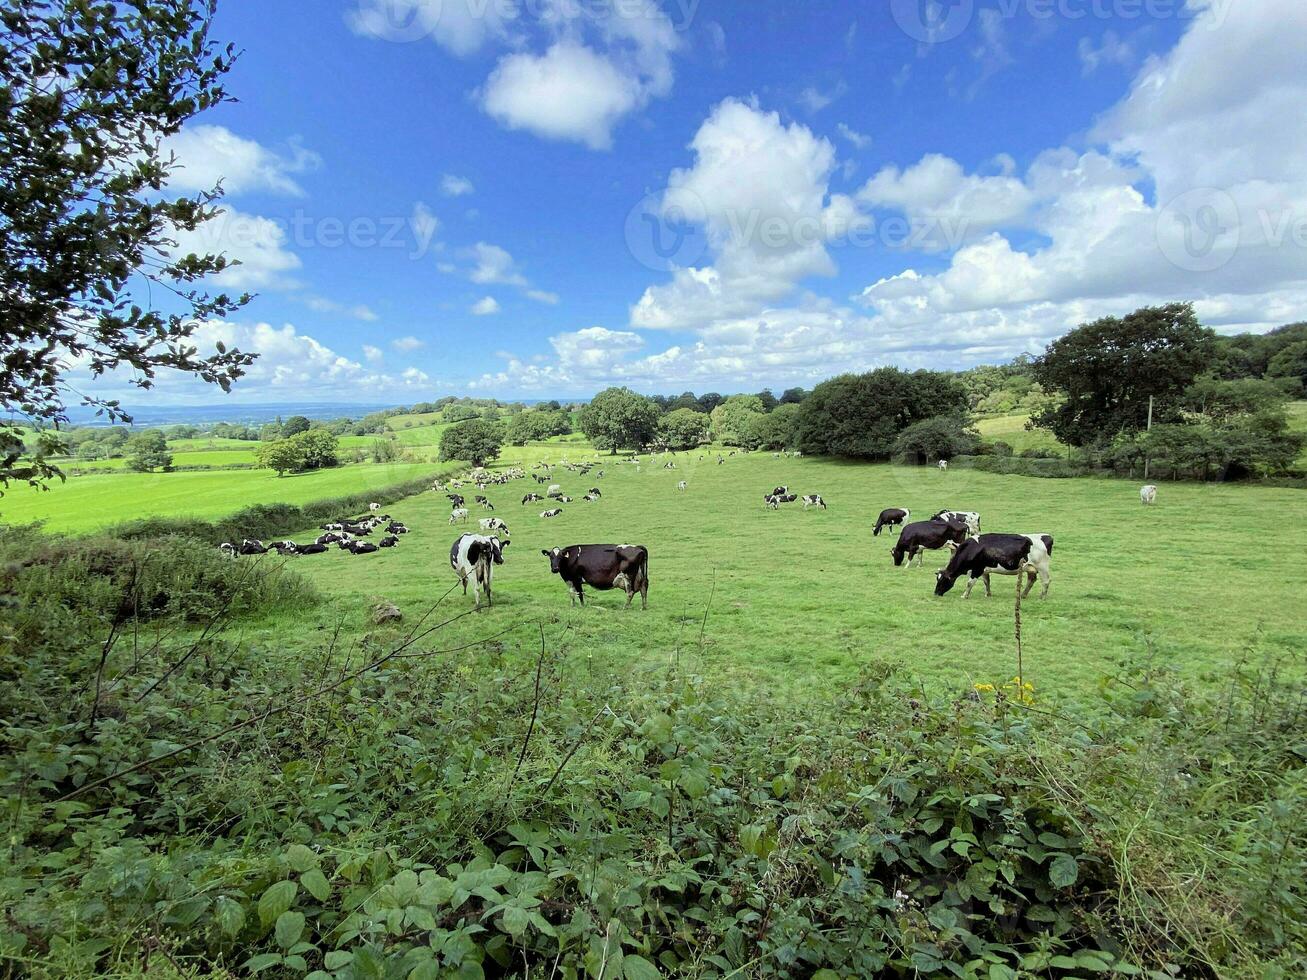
[92,0,1306,404]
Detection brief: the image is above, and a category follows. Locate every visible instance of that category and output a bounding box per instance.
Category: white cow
[677,480,688,491]
[449,507,470,524]
[369,501,380,512]
[1140,484,1158,506]
[479,517,509,534]
[449,533,507,608]
[546,484,562,496]
[938,459,949,471]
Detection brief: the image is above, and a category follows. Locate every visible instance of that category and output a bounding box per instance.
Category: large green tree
[1,0,256,495]
[710,395,765,447]
[439,419,504,467]
[893,415,980,464]
[579,387,659,454]
[1030,304,1218,447]
[795,368,969,458]
[657,408,711,450]
[126,430,172,472]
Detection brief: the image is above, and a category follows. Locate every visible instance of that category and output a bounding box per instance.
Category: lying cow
[935,533,1054,599]
[239,539,268,555]
[522,493,542,505]
[539,508,563,518]
[801,494,826,510]
[339,540,379,555]
[677,480,688,491]
[541,544,649,609]
[294,542,329,555]
[480,517,509,533]
[451,533,507,608]
[218,542,237,558]
[873,507,910,536]
[931,509,981,537]
[891,519,969,568]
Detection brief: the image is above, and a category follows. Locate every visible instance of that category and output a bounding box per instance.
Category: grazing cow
[677,480,688,491]
[1140,484,1158,506]
[547,484,562,495]
[450,533,507,608]
[522,492,542,505]
[378,535,400,548]
[891,520,969,568]
[475,495,491,508]
[540,508,563,518]
[801,494,826,510]
[534,474,548,484]
[218,542,237,558]
[239,539,268,555]
[873,508,910,536]
[447,493,465,509]
[931,510,981,537]
[369,502,380,513]
[588,487,602,497]
[449,508,470,524]
[664,462,677,469]
[770,485,789,497]
[938,460,949,471]
[935,534,1054,599]
[541,544,649,609]
[479,517,509,534]
[765,493,798,510]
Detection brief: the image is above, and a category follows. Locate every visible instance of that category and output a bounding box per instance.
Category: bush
[949,454,1090,478]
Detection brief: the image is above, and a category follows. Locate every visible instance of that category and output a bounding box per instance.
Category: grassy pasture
[237,449,1307,701]
[0,461,438,533]
[975,412,1067,453]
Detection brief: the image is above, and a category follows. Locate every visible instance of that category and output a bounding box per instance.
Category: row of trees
[255,430,340,476]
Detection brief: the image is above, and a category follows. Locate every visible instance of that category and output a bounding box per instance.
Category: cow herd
[218,502,411,558]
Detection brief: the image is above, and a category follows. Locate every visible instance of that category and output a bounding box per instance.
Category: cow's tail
[637,547,650,602]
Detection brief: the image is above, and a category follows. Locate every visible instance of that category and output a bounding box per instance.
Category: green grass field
[216,449,1307,702]
[0,461,439,533]
[975,413,1067,453]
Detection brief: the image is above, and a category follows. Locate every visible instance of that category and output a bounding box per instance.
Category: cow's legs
[1034,566,1049,599]
[981,571,992,597]
[963,576,978,598]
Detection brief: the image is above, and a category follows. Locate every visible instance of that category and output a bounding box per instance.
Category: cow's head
[891,545,904,566]
[934,569,959,596]
[488,537,506,563]
[541,547,565,573]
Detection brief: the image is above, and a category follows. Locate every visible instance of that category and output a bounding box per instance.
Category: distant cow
[583,493,599,502]
[547,484,562,495]
[873,507,910,536]
[449,508,470,524]
[801,494,826,510]
[540,508,563,518]
[770,485,789,497]
[480,517,509,533]
[295,542,329,555]
[447,493,465,509]
[369,502,380,512]
[341,540,379,555]
[450,533,508,608]
[475,495,493,510]
[522,492,542,505]
[935,533,1054,599]
[938,460,949,471]
[677,480,688,491]
[891,520,969,568]
[931,509,981,537]
[765,493,798,510]
[270,541,298,556]
[378,535,400,548]
[1140,484,1157,506]
[239,539,267,555]
[218,542,236,558]
[557,495,574,503]
[386,522,409,534]
[542,544,649,609]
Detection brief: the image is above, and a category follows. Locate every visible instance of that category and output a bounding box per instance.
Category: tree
[506,409,572,446]
[292,429,338,469]
[126,431,172,472]
[1030,304,1218,447]
[1,1,255,495]
[657,409,711,450]
[755,389,778,412]
[282,415,312,437]
[697,392,725,414]
[795,368,969,458]
[579,387,660,454]
[439,419,504,466]
[1266,340,1307,395]
[710,395,765,447]
[893,415,980,464]
[257,438,304,477]
[747,403,801,450]
[1180,376,1287,423]
[779,387,807,405]
[443,404,480,423]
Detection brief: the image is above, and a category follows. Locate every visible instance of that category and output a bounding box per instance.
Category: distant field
[975,413,1066,454]
[0,461,438,533]
[216,447,1307,701]
[1290,401,1307,465]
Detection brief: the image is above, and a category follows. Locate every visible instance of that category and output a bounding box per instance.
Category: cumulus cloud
[346,0,513,56]
[162,125,321,196]
[301,295,379,321]
[441,174,475,196]
[468,242,528,286]
[168,206,301,290]
[392,336,425,352]
[471,296,501,315]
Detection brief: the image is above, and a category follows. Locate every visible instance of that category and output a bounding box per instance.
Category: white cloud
[346,0,513,57]
[441,174,475,196]
[797,82,847,113]
[169,206,301,290]
[471,296,501,315]
[163,125,321,196]
[392,336,426,352]
[837,123,870,149]
[468,242,528,286]
[363,345,384,363]
[526,289,560,305]
[1078,31,1134,75]
[302,296,379,321]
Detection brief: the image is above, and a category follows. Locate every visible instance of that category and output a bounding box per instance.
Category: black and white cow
[270,540,298,555]
[475,495,492,509]
[317,531,351,545]
[770,485,789,497]
[765,493,798,510]
[449,508,470,524]
[541,544,649,609]
[539,508,563,518]
[378,535,400,548]
[890,520,969,568]
[239,539,268,555]
[588,487,602,497]
[218,542,237,558]
[295,542,329,555]
[386,522,409,534]
[801,494,826,510]
[522,492,542,505]
[677,480,688,491]
[873,508,910,536]
[447,493,465,509]
[450,533,507,608]
[340,540,379,555]
[583,493,599,502]
[479,517,509,533]
[931,509,981,537]
[934,533,1054,599]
